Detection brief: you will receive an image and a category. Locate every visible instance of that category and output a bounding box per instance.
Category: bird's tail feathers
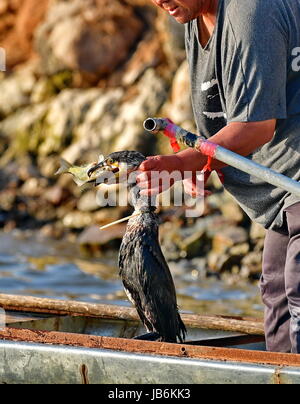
[177,314,187,343]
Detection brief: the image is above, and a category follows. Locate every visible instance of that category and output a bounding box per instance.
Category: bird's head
[88,151,146,186]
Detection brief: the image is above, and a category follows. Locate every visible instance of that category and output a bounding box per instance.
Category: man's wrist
[176,149,207,173]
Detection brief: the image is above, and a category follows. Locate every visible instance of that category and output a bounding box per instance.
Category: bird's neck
[129,186,156,214]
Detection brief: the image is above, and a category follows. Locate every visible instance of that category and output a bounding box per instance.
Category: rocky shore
[0,0,265,281]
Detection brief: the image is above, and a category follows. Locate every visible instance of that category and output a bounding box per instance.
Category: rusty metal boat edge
[0,326,299,369]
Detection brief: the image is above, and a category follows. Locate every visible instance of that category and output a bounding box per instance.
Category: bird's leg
[133,332,161,341]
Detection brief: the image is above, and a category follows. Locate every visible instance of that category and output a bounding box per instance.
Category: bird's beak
[87,161,106,178]
[88,159,140,186]
[88,161,121,186]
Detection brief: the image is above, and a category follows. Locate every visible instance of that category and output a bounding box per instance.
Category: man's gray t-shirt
[185,0,300,230]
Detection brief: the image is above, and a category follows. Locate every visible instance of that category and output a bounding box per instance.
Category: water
[0,231,264,318]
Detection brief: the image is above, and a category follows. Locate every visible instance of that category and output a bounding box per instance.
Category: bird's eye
[106,158,114,166]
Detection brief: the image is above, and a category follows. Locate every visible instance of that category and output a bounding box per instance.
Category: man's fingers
[137,171,176,193]
[135,170,153,183]
[137,180,150,189]
[139,157,159,171]
[140,187,163,196]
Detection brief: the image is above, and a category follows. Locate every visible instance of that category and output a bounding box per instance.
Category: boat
[0,293,299,384]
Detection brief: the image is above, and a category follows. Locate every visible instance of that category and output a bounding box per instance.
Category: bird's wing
[119,236,154,332]
[139,238,184,341]
[119,219,186,342]
[119,229,185,342]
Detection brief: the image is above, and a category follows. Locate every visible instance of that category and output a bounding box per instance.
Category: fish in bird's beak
[56,154,106,187]
[88,154,143,186]
[87,158,120,186]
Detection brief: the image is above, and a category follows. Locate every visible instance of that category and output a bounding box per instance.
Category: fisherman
[137,0,300,353]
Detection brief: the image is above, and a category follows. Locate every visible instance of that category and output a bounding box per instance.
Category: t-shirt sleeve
[221,1,288,123]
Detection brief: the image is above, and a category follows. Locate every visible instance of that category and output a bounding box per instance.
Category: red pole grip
[162,119,181,153]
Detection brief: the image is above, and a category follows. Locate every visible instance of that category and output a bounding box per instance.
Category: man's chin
[173,16,191,24]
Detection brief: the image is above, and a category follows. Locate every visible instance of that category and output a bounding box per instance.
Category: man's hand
[137,155,182,196]
[136,152,208,196]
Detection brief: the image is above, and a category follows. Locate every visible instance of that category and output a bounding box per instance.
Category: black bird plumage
[90,150,186,343]
[119,203,186,343]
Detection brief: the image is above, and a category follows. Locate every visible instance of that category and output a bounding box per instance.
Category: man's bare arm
[176,119,276,171]
[137,119,276,195]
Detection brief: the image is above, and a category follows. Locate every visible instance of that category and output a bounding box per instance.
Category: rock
[30,77,55,104]
[26,198,57,222]
[0,0,8,15]
[63,211,94,229]
[63,68,167,161]
[39,223,64,239]
[44,185,68,206]
[0,88,106,163]
[0,102,48,137]
[179,229,208,259]
[21,177,47,197]
[63,88,123,162]
[35,0,143,78]
[254,238,265,253]
[0,102,49,163]
[37,156,60,178]
[94,208,123,225]
[207,225,250,272]
[206,171,224,190]
[208,241,249,271]
[122,34,163,87]
[78,223,125,247]
[159,220,182,261]
[212,227,248,254]
[3,220,17,232]
[1,0,50,69]
[208,252,245,273]
[16,163,38,184]
[156,12,186,70]
[38,88,102,157]
[163,60,194,125]
[0,63,36,117]
[113,69,167,152]
[205,192,226,212]
[250,222,266,240]
[0,189,16,211]
[241,251,263,278]
[219,200,245,224]
[228,243,250,256]
[77,190,99,212]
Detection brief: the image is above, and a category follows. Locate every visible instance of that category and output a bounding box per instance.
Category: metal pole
[144,117,300,199]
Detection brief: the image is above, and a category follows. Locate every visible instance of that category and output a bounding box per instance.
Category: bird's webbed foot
[133,332,161,341]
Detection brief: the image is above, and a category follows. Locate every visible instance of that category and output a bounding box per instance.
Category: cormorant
[88,151,186,343]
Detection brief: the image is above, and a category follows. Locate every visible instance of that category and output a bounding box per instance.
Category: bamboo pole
[0,294,264,335]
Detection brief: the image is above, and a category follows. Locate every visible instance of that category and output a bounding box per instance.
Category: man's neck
[201,0,219,16]
[197,0,219,47]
